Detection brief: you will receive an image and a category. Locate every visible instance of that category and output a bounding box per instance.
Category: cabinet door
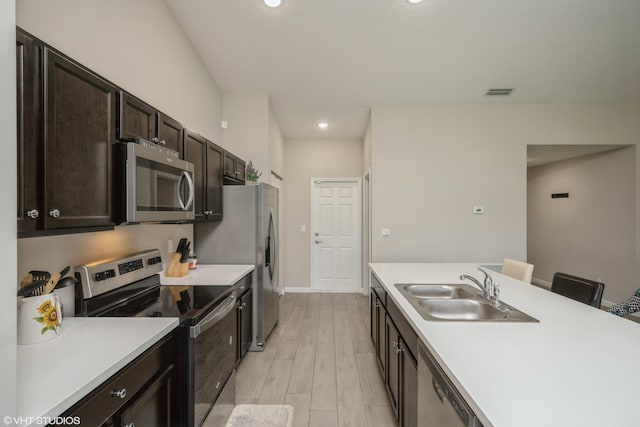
[236,157,246,183]
[205,141,224,220]
[223,152,235,178]
[43,48,115,229]
[376,295,386,376]
[157,112,182,154]
[119,365,175,427]
[238,289,253,361]
[401,346,418,427]
[117,91,155,142]
[385,316,400,420]
[16,30,42,232]
[183,129,207,221]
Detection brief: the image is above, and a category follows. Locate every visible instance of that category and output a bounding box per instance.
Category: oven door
[190,292,237,427]
[124,142,195,223]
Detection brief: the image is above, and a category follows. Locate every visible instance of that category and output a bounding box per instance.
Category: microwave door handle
[177,171,194,211]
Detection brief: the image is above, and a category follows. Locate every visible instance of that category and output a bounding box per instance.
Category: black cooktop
[79,273,235,326]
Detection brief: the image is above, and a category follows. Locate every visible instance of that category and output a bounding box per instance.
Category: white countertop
[370,263,640,427]
[160,264,254,287]
[17,317,178,426]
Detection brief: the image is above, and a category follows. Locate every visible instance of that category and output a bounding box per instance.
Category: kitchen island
[16,317,178,426]
[370,263,640,427]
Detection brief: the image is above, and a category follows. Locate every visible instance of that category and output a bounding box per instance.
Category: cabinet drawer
[371,274,387,307]
[63,334,175,425]
[387,297,418,362]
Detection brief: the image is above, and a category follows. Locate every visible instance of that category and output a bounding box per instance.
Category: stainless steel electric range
[74,249,241,427]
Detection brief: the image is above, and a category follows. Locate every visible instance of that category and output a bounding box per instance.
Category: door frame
[310,177,362,292]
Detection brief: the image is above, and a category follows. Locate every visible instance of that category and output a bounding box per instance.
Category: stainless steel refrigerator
[195,183,279,351]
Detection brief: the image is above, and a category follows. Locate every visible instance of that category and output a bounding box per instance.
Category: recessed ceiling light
[317,122,329,129]
[264,0,281,7]
[407,0,423,3]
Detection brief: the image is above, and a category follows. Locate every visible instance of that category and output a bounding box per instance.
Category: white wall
[269,103,285,177]
[222,92,270,179]
[17,0,223,143]
[0,0,17,418]
[15,0,226,275]
[283,139,363,289]
[370,103,640,267]
[528,147,636,303]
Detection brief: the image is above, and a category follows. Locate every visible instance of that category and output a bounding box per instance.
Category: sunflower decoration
[34,299,59,334]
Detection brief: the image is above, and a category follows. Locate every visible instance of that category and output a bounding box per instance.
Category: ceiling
[165,0,640,140]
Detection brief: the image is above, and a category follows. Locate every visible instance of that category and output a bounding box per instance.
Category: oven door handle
[190,292,237,339]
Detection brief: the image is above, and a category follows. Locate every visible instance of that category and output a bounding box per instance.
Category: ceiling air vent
[485,88,514,96]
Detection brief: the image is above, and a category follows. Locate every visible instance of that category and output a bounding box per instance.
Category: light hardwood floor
[236,293,397,427]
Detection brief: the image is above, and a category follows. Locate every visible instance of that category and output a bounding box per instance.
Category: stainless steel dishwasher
[418,343,484,427]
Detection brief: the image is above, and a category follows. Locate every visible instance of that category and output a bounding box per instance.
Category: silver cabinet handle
[27,209,39,219]
[111,388,127,399]
[48,209,60,218]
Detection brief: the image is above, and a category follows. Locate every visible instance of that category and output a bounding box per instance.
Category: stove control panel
[76,249,163,299]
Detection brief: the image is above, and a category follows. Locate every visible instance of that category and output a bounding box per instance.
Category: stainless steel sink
[395,283,538,322]
[397,283,478,299]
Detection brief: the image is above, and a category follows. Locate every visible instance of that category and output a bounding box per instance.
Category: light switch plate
[381,228,391,237]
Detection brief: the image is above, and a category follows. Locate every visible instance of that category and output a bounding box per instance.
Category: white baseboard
[284,287,314,293]
[284,286,367,295]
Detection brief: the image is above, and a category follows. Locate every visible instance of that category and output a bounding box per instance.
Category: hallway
[236,293,397,427]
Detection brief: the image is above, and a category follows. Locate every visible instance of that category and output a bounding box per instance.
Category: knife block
[166,253,189,277]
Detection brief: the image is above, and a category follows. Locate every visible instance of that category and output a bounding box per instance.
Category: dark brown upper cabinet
[223,151,246,185]
[43,48,117,230]
[183,129,223,221]
[16,30,43,233]
[117,91,183,154]
[17,27,117,236]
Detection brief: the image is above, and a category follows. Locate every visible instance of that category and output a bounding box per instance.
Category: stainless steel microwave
[114,140,195,224]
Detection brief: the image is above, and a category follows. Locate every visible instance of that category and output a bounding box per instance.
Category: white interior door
[312,179,361,292]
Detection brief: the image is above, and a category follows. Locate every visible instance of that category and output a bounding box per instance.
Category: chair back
[551,272,605,308]
[501,258,534,283]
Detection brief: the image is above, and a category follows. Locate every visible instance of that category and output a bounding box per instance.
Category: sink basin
[394,283,538,322]
[397,283,478,299]
[419,299,508,321]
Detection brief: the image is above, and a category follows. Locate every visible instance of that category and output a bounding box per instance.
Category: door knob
[315,240,322,244]
[315,232,319,236]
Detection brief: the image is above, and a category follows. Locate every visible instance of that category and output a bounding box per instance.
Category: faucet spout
[459,274,489,298]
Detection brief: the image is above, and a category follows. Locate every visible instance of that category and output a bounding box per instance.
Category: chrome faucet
[460,267,500,304]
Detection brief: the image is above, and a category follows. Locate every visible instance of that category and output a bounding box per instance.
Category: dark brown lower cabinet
[370,273,418,427]
[237,288,253,363]
[371,289,387,376]
[57,332,181,427]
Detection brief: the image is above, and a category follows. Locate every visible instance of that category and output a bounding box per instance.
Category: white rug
[225,404,294,427]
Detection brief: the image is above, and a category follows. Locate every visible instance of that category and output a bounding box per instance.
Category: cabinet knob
[124,423,135,427]
[159,139,166,146]
[151,137,159,143]
[238,304,243,311]
[315,240,322,244]
[48,209,60,218]
[110,388,127,399]
[27,209,39,219]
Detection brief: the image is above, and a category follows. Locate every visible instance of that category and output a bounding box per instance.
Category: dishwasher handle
[190,292,237,339]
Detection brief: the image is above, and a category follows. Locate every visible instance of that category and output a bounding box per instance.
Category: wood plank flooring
[236,293,397,427]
